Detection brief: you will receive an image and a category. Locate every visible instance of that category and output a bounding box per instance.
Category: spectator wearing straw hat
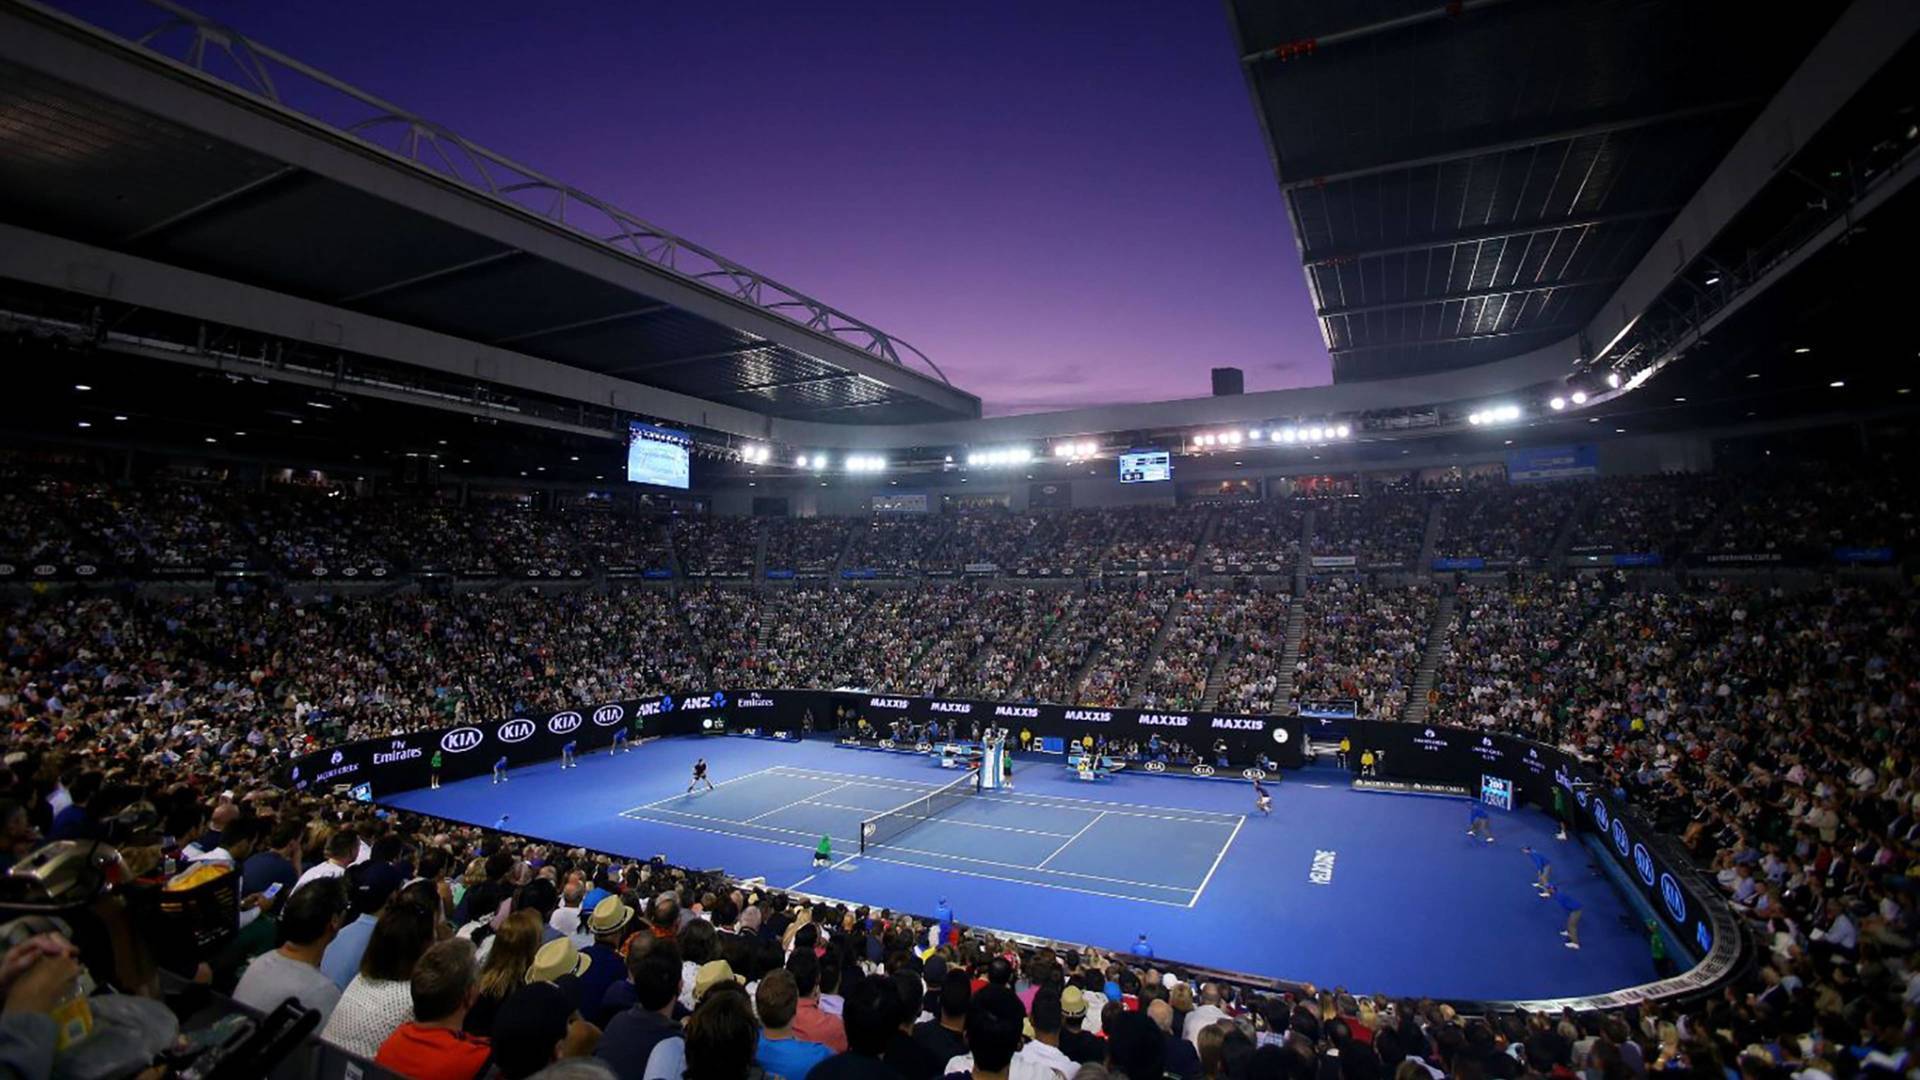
[576,895,634,1021]
[489,980,603,1080]
[528,937,592,1000]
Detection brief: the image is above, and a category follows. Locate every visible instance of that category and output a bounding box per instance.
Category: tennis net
[859,768,980,854]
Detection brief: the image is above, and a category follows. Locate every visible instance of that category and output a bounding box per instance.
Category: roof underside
[1226,0,1843,383]
[0,8,978,425]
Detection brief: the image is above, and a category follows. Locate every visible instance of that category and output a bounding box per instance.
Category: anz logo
[550,712,584,736]
[441,727,484,754]
[634,699,670,718]
[1611,819,1630,856]
[498,719,536,744]
[681,692,725,710]
[1660,872,1687,922]
[1632,843,1656,886]
[1593,800,1610,830]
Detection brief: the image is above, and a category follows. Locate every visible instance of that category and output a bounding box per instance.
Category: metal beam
[490,303,672,345]
[1318,276,1623,318]
[605,343,772,376]
[123,164,301,243]
[1328,322,1577,355]
[338,250,519,303]
[1303,207,1679,267]
[1241,0,1523,65]
[1281,102,1751,191]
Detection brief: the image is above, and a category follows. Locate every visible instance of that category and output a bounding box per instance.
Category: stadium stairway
[1295,507,1316,578]
[1127,592,1189,707]
[1198,640,1238,712]
[1276,595,1308,710]
[751,523,769,581]
[1417,497,1444,571]
[1187,506,1222,577]
[1401,588,1456,725]
[1546,484,1598,564]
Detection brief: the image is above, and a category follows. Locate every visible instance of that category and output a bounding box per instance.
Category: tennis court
[619,763,1244,905]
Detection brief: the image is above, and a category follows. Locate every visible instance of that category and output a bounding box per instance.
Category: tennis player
[687,757,715,793]
[1524,845,1552,895]
[1253,777,1272,816]
[1467,801,1494,843]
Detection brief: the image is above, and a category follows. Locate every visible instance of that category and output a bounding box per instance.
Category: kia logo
[1192,764,1215,776]
[75,564,97,577]
[1145,761,1166,773]
[0,564,14,576]
[330,751,344,765]
[590,705,621,727]
[1611,819,1629,855]
[549,712,583,735]
[1242,768,1266,780]
[498,719,536,744]
[1660,873,1686,922]
[1632,843,1655,886]
[32,564,54,576]
[441,727,483,753]
[341,567,360,578]
[311,566,327,577]
[1272,727,1290,744]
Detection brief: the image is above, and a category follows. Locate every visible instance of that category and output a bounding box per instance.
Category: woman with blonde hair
[464,909,543,1036]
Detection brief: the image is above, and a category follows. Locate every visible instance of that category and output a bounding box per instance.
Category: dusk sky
[76,0,1330,415]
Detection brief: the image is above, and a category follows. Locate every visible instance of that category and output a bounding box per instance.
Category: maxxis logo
[550,712,583,736]
[1632,842,1655,885]
[441,727,483,753]
[498,719,536,744]
[591,705,622,727]
[1660,872,1687,922]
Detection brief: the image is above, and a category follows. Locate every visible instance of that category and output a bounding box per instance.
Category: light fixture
[1246,429,1262,441]
[1829,380,1845,388]
[812,456,829,470]
[112,415,127,422]
[1606,372,1622,389]
[1335,424,1351,438]
[1549,397,1567,411]
[1746,373,1760,380]
[1704,275,1721,286]
[1055,444,1073,458]
[570,455,580,462]
[1673,397,1686,403]
[795,454,809,468]
[204,437,217,444]
[1570,391,1588,405]
[75,421,90,428]
[306,400,333,409]
[1794,347,1811,355]
[74,384,94,392]
[233,431,246,436]
[1279,429,1297,444]
[290,418,303,425]
[1615,428,1626,433]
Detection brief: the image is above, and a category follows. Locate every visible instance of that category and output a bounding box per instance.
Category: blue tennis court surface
[382,735,1657,1000]
[619,764,1243,905]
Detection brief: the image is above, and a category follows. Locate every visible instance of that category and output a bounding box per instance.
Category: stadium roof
[0,0,981,426]
[1223,0,1845,383]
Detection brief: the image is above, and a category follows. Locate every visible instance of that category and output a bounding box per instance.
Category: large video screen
[626,423,692,489]
[1119,449,1171,484]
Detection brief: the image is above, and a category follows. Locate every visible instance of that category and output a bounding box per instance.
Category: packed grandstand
[2,0,1919,1076]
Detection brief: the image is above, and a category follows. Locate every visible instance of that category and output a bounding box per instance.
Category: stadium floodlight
[1079,441,1098,457]
[76,421,90,428]
[1246,429,1263,441]
[1570,391,1588,405]
[1279,428,1297,443]
[1335,423,1352,439]
[812,456,829,471]
[73,384,91,392]
[1606,371,1622,389]
[1013,447,1034,464]
[1054,444,1072,458]
[1468,412,1483,425]
[1549,397,1567,411]
[794,454,809,468]
[1307,426,1325,442]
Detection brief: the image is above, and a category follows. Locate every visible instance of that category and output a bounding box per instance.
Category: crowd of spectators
[1203,504,1304,573]
[675,516,759,577]
[1291,581,1436,719]
[1308,495,1430,567]
[763,519,849,575]
[0,464,1916,1077]
[1431,480,1580,566]
[1570,475,1726,557]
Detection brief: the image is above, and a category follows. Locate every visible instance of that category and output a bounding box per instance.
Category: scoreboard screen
[1119,449,1171,484]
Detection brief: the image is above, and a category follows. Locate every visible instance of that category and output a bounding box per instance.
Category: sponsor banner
[841,568,878,580]
[1351,777,1471,797]
[764,569,798,580]
[1701,552,1784,565]
[1833,546,1895,565]
[0,560,112,581]
[1431,556,1486,571]
[871,493,929,513]
[1506,443,1598,483]
[1611,553,1663,567]
[963,563,999,575]
[1309,555,1357,568]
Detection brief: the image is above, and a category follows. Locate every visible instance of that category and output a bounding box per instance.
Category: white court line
[775,764,1236,827]
[768,765,948,789]
[746,782,854,824]
[623,805,1192,894]
[787,851,863,892]
[623,766,780,813]
[1187,815,1246,908]
[616,810,1190,907]
[1036,810,1106,869]
[802,801,1077,839]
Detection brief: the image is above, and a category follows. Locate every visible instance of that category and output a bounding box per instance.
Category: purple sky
[78,0,1329,414]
